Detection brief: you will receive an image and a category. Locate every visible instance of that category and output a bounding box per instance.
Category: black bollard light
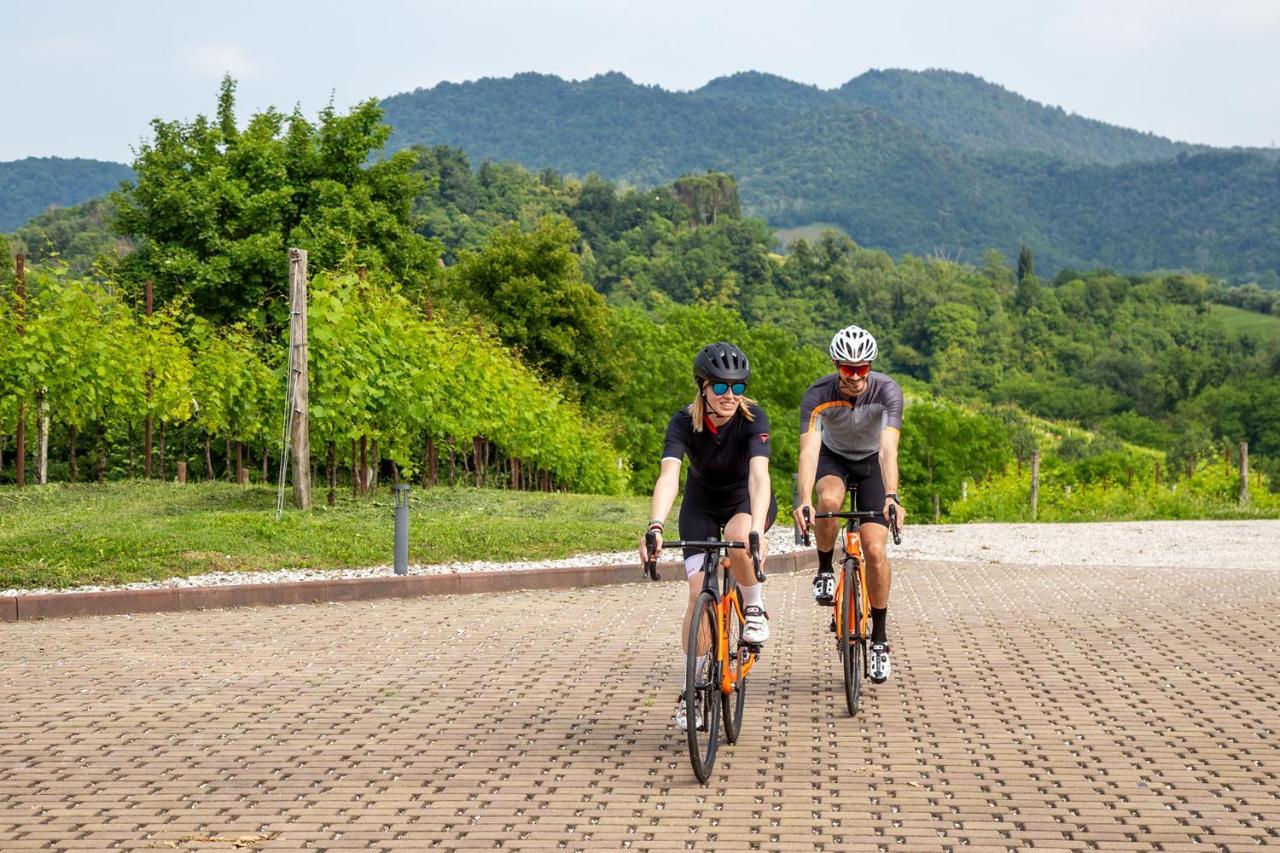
[393,484,410,575]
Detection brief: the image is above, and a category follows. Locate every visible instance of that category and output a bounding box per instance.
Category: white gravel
[5,519,1278,597]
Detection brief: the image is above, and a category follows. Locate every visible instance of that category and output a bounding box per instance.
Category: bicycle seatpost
[644,530,661,581]
[748,530,766,582]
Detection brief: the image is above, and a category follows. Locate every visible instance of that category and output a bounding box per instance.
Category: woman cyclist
[639,342,777,731]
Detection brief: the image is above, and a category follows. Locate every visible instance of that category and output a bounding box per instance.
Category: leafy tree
[112,76,440,328]
[1016,244,1034,283]
[447,215,618,395]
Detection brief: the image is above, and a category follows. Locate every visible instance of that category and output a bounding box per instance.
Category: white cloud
[179,43,260,78]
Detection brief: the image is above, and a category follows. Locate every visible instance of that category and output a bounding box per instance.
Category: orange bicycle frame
[832,530,869,639]
[718,565,758,693]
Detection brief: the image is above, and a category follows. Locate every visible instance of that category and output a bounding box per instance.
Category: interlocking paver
[2,559,1279,851]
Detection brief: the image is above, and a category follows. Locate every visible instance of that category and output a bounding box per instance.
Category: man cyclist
[792,325,906,684]
[639,342,776,731]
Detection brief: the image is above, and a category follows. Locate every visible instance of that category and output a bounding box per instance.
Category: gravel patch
[5,519,1278,598]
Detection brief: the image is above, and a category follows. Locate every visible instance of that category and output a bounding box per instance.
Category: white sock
[739,582,764,610]
[679,654,710,681]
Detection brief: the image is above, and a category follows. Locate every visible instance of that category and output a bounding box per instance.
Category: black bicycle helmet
[693,342,751,384]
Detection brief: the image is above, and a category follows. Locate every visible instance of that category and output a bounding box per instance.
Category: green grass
[773,222,852,248]
[0,481,651,590]
[1210,304,1280,340]
[946,458,1280,524]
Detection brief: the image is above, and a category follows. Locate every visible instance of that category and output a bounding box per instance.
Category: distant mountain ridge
[0,157,132,232]
[380,69,1280,284]
[7,70,1280,285]
[698,69,1207,165]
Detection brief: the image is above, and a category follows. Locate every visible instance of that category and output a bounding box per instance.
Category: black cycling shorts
[678,480,778,561]
[815,444,889,528]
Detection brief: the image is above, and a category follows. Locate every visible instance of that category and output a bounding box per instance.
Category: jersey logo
[758,433,770,443]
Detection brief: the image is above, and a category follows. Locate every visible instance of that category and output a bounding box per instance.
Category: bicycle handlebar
[812,510,879,520]
[808,507,903,545]
[641,535,765,582]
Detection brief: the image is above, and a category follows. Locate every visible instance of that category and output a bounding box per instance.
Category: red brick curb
[0,550,819,622]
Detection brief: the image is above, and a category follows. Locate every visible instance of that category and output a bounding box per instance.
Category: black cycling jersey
[662,403,775,560]
[661,404,772,495]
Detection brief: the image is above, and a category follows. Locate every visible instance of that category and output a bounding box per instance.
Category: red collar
[703,415,721,435]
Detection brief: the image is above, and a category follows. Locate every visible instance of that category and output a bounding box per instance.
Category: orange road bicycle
[802,502,900,716]
[643,531,765,783]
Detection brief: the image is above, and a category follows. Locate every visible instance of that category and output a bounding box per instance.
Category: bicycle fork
[719,592,758,693]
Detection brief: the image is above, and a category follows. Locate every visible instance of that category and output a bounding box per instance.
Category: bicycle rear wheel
[686,590,722,783]
[840,558,864,717]
[721,577,748,744]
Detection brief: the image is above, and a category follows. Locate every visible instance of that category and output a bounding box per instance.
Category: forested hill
[0,157,132,232]
[380,71,1280,285]
[699,69,1205,165]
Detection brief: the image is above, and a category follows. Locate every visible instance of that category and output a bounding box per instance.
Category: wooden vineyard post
[288,249,312,509]
[144,280,153,479]
[1239,441,1249,505]
[15,254,25,488]
[1030,448,1041,521]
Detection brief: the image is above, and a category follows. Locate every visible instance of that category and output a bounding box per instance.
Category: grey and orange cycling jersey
[799,372,903,460]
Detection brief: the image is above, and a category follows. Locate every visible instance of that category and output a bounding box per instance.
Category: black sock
[817,549,834,574]
[871,607,888,643]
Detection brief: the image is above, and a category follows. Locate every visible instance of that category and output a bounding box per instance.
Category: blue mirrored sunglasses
[709,381,747,396]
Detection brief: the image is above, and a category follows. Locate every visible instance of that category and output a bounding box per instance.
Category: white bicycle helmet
[829,325,877,363]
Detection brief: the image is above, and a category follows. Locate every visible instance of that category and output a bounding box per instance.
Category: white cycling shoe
[869,642,891,683]
[812,572,835,606]
[675,695,705,731]
[741,606,770,645]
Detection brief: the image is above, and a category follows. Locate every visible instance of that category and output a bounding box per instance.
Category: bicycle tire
[686,590,722,783]
[840,558,863,717]
[721,574,748,744]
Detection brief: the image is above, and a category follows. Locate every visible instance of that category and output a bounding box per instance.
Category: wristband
[647,520,665,532]
[886,493,900,504]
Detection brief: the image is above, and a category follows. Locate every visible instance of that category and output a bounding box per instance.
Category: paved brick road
[2,560,1278,851]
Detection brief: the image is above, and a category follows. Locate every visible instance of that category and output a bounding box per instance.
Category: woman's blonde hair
[690,381,757,433]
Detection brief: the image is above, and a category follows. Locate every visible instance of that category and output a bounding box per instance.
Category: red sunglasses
[836,362,871,379]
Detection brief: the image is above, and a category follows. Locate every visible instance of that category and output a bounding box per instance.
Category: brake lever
[801,506,812,547]
[643,530,661,581]
[888,505,902,546]
[748,530,765,583]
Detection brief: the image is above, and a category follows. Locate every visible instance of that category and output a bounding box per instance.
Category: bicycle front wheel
[840,559,864,717]
[686,590,722,783]
[721,578,748,744]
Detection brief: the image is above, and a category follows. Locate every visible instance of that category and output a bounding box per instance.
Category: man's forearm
[879,451,900,497]
[796,442,820,503]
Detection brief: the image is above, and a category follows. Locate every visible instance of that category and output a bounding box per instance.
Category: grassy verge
[1209,303,1280,340]
[946,458,1280,523]
[0,481,651,590]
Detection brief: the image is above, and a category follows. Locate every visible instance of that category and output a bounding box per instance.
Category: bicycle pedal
[829,618,836,633]
[740,641,762,655]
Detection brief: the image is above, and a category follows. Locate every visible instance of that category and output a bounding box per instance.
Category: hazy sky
[7,0,1280,162]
